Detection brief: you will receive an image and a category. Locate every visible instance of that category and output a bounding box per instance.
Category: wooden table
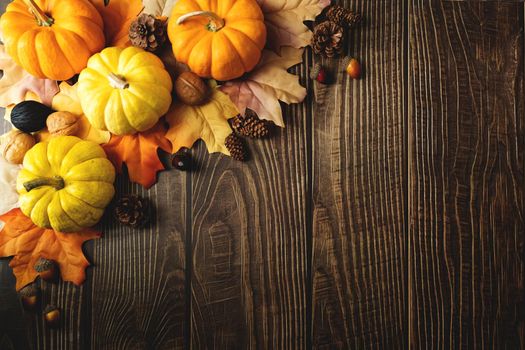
[1,1,524,349]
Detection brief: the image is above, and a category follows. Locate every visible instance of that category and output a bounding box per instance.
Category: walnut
[174,72,209,106]
[1,129,35,164]
[46,111,80,137]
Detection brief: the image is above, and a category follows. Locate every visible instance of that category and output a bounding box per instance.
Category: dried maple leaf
[90,0,144,47]
[0,45,59,108]
[102,122,171,188]
[166,88,238,156]
[219,47,307,127]
[42,82,110,144]
[142,0,177,17]
[257,0,330,51]
[0,209,101,291]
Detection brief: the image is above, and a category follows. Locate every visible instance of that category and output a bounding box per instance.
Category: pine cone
[114,195,150,228]
[312,21,344,58]
[129,14,167,52]
[230,110,271,138]
[225,134,248,161]
[326,5,362,28]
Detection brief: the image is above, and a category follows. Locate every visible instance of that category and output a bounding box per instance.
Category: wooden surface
[0,1,524,349]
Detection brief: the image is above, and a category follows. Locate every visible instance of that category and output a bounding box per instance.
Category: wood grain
[1,1,525,348]
[409,2,525,349]
[311,1,408,348]
[190,100,309,347]
[89,170,187,349]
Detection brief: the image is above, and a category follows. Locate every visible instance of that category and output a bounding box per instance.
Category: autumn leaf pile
[0,0,329,290]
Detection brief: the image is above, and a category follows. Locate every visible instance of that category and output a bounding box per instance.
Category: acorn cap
[44,305,59,314]
[34,258,55,273]
[19,283,39,297]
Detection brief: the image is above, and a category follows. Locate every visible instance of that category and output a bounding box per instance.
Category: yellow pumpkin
[168,0,266,81]
[77,46,173,135]
[0,0,105,80]
[17,136,115,233]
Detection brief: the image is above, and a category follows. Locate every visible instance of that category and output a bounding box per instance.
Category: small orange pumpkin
[0,0,105,81]
[168,0,266,81]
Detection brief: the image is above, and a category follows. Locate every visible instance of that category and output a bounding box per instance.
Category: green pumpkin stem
[24,176,65,192]
[176,11,225,32]
[25,0,54,27]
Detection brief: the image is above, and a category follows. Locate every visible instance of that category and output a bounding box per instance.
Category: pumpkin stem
[24,176,65,192]
[176,11,225,32]
[108,73,129,89]
[25,0,54,27]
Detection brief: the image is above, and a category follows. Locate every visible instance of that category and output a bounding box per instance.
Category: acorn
[19,283,40,311]
[344,57,361,79]
[171,148,191,171]
[34,258,58,282]
[44,305,61,328]
[309,63,330,84]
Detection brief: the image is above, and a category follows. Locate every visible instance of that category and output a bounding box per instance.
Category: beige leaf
[257,0,330,51]
[219,47,307,127]
[0,153,21,216]
[166,88,238,155]
[142,0,177,17]
[0,45,59,108]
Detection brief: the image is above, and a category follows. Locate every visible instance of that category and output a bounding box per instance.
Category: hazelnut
[1,129,35,164]
[174,71,209,106]
[46,111,80,137]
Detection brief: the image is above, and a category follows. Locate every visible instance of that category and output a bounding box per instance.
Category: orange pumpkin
[0,0,105,81]
[168,0,266,81]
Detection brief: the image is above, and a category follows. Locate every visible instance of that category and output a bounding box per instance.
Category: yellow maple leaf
[47,82,111,144]
[166,88,238,155]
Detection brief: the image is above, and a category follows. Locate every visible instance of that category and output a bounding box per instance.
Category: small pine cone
[225,134,248,161]
[129,14,167,52]
[312,21,345,58]
[326,5,362,28]
[229,115,244,134]
[230,110,271,138]
[115,195,150,228]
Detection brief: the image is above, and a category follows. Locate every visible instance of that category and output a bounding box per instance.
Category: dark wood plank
[89,171,187,349]
[409,2,525,349]
[311,0,408,348]
[190,96,309,347]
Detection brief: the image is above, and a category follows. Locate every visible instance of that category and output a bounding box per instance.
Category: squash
[0,0,105,81]
[168,0,266,81]
[11,101,55,133]
[77,46,173,135]
[17,136,115,232]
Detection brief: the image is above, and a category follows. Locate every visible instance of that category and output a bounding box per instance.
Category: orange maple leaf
[102,122,171,189]
[0,209,101,291]
[89,0,144,47]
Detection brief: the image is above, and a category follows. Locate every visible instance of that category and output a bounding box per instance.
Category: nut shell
[174,72,209,106]
[46,111,80,137]
[1,129,35,164]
